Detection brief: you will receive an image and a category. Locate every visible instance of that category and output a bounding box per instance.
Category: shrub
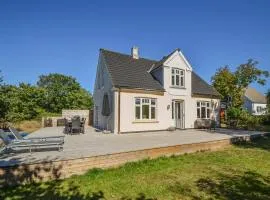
[14,120,41,133]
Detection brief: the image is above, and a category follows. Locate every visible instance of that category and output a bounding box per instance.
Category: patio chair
[64,118,71,134]
[71,117,82,134]
[80,118,86,134]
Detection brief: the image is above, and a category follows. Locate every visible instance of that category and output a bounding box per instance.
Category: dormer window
[171,68,185,87]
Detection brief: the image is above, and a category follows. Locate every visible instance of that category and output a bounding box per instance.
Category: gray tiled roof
[101,48,220,97]
[101,49,164,91]
[191,72,220,97]
[245,87,266,104]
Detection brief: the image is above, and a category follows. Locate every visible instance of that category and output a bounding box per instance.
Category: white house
[93,47,221,134]
[244,87,267,115]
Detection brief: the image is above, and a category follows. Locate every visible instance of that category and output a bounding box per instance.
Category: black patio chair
[71,117,82,134]
[64,118,71,134]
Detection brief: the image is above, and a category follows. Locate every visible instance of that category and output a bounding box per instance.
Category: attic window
[171,68,184,87]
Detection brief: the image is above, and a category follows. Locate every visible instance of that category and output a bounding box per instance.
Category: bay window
[197,101,211,119]
[171,68,185,87]
[135,98,156,120]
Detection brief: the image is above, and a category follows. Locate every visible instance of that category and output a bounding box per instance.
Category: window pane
[142,105,149,119]
[180,70,184,75]
[201,107,206,118]
[180,77,184,87]
[197,108,200,118]
[177,104,181,119]
[151,107,155,119]
[172,102,174,119]
[201,102,206,106]
[176,75,179,86]
[172,69,175,74]
[151,99,156,105]
[172,75,175,85]
[206,102,210,107]
[207,108,210,118]
[197,102,200,107]
[176,69,179,74]
[135,98,140,105]
[135,106,140,119]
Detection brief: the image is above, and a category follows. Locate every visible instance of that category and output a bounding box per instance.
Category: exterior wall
[93,53,115,132]
[118,91,220,132]
[252,103,267,115]
[244,97,267,115]
[243,97,253,113]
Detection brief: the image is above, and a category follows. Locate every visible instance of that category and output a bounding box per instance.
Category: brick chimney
[131,46,139,59]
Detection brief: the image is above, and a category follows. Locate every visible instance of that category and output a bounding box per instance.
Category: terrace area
[0,127,267,167]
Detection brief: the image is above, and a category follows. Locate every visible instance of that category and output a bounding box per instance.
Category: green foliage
[37,73,93,113]
[0,70,3,84]
[227,107,262,130]
[212,59,269,108]
[266,89,270,113]
[0,73,93,122]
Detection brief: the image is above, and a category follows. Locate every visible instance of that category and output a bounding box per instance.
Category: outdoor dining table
[65,119,85,134]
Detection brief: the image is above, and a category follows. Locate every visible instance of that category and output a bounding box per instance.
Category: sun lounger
[0,129,64,153]
[9,127,64,143]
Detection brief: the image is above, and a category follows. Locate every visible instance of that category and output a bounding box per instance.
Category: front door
[175,101,185,129]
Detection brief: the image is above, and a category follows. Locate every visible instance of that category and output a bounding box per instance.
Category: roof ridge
[100,48,158,63]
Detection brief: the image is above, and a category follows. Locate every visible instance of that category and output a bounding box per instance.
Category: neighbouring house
[93,47,221,134]
[244,87,267,115]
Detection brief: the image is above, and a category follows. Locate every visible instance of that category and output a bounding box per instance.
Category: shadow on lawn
[170,170,270,200]
[0,180,156,200]
[0,162,156,199]
[196,171,270,200]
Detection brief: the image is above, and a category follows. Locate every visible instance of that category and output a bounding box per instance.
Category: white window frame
[171,68,185,87]
[197,101,211,119]
[256,106,262,113]
[135,98,157,120]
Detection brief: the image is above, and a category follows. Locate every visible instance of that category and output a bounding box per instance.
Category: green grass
[1,136,270,200]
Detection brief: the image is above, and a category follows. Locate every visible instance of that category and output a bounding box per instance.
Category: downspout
[118,88,121,134]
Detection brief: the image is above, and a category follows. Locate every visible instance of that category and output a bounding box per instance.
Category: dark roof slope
[192,72,220,97]
[151,49,179,72]
[101,49,164,91]
[100,48,220,97]
[245,87,266,103]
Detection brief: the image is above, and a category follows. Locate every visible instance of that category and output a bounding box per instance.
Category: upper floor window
[171,68,184,87]
[197,101,211,119]
[135,98,156,120]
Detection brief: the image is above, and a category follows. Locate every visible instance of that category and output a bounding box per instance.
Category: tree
[2,84,46,122]
[266,89,270,113]
[212,59,269,108]
[0,70,3,84]
[37,73,93,113]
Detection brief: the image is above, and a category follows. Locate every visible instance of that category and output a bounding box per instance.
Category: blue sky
[0,0,269,94]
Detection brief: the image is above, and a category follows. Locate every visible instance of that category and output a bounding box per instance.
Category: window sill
[132,120,159,124]
[170,86,186,89]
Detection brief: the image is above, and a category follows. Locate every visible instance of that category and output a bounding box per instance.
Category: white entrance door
[175,101,185,129]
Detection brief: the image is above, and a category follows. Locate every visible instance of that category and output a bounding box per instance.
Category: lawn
[1,135,270,200]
